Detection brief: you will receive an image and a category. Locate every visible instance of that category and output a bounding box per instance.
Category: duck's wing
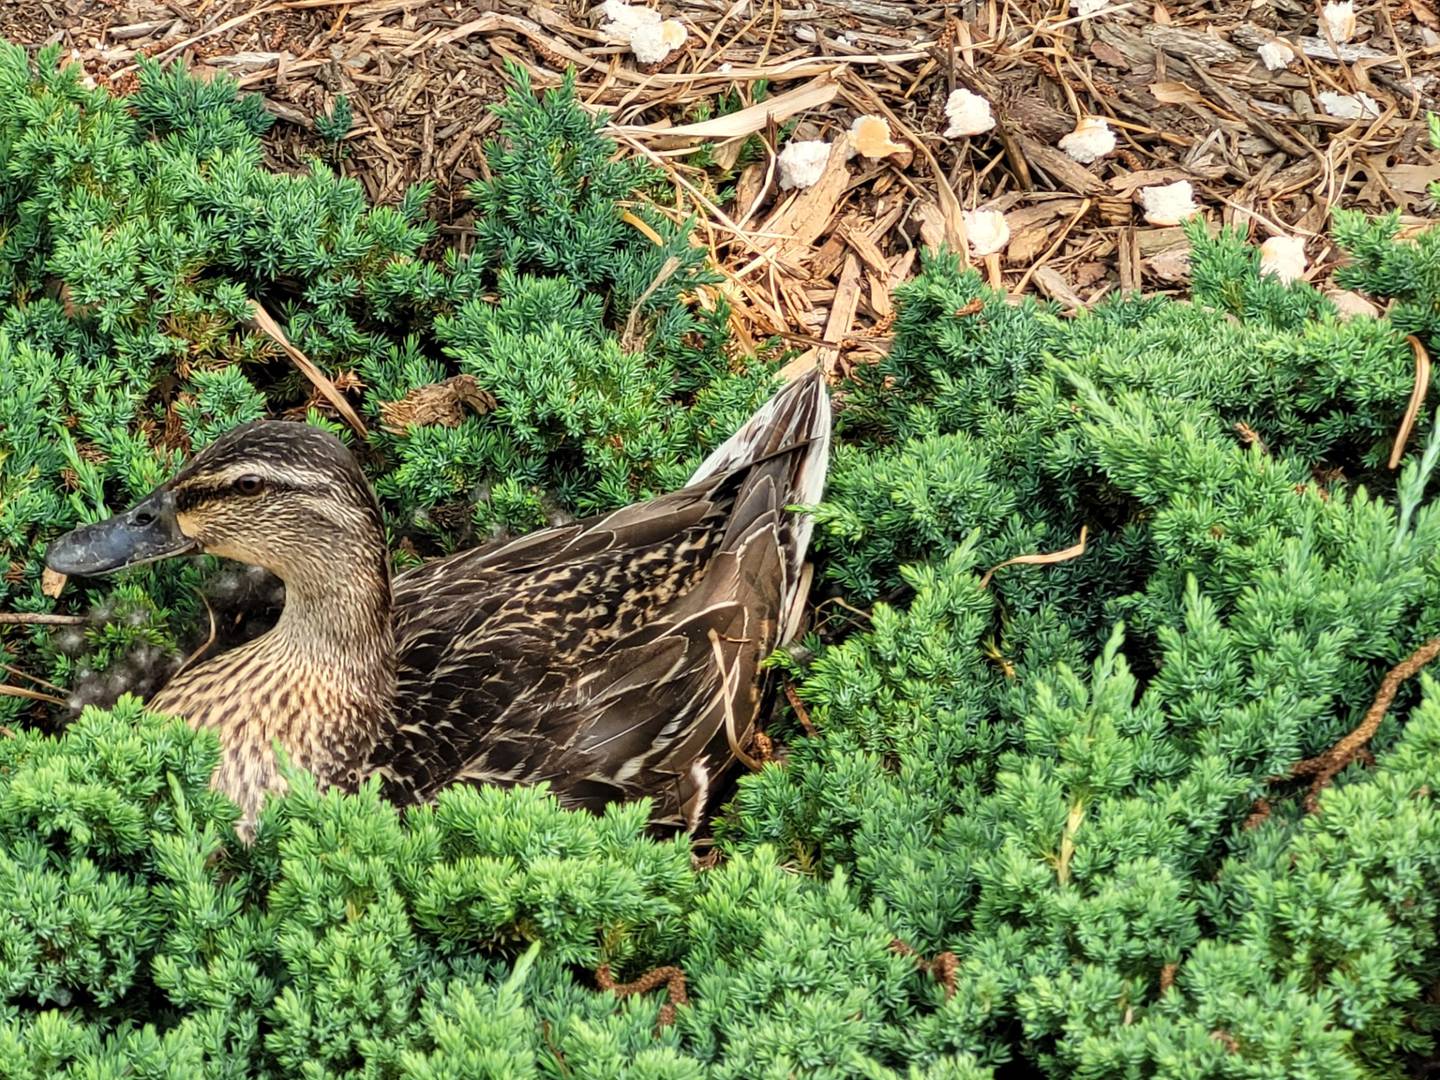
[405,535,785,827]
[375,482,732,800]
[372,370,831,822]
[529,532,786,828]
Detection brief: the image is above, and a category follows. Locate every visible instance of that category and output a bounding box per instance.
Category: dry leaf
[1147,247,1192,282]
[1409,0,1440,29]
[1149,82,1209,107]
[379,375,496,433]
[980,526,1089,588]
[1390,336,1432,468]
[1007,227,1051,264]
[1072,261,1109,289]
[1032,266,1087,310]
[246,301,368,437]
[1385,164,1440,193]
[1090,40,1132,68]
[1326,288,1381,319]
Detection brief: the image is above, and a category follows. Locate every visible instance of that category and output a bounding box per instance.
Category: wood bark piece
[841,223,892,278]
[768,141,852,263]
[610,76,839,144]
[912,200,950,252]
[818,254,864,375]
[40,568,67,599]
[1016,135,1109,196]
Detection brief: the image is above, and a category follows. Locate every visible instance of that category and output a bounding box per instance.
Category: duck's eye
[234,474,265,496]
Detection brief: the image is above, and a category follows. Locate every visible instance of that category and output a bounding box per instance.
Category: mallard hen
[45,371,831,835]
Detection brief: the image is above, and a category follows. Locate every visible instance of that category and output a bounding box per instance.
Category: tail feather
[687,367,832,643]
[688,368,831,494]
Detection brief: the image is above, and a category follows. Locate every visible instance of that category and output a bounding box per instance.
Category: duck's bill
[45,490,197,577]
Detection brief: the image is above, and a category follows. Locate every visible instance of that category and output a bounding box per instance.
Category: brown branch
[0,684,66,707]
[595,963,689,1029]
[1234,421,1270,457]
[890,939,957,999]
[1,662,64,694]
[0,612,87,626]
[1290,637,1440,811]
[784,682,816,736]
[1243,797,1272,830]
[246,300,369,438]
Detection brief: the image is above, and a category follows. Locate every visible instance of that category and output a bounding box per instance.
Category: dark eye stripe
[173,480,304,509]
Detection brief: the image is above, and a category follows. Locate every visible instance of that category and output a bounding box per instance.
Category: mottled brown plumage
[45,371,831,836]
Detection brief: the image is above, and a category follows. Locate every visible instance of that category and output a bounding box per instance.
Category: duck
[44,370,832,836]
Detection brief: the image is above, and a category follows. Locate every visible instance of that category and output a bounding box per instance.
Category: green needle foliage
[2,38,1440,1078]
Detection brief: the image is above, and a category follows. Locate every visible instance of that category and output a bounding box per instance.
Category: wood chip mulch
[8,0,1439,379]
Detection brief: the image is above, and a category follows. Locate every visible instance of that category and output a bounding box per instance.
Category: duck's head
[46,421,385,586]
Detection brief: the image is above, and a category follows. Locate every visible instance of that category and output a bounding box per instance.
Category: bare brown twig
[891,939,958,999]
[596,963,689,1029]
[1290,637,1440,812]
[0,613,87,626]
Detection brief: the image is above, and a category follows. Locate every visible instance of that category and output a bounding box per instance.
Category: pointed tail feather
[687,367,832,643]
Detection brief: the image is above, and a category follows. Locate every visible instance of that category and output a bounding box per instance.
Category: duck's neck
[166,534,398,784]
[271,546,396,667]
[149,529,398,838]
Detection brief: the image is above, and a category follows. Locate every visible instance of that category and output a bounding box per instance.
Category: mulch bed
[7,0,1439,376]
